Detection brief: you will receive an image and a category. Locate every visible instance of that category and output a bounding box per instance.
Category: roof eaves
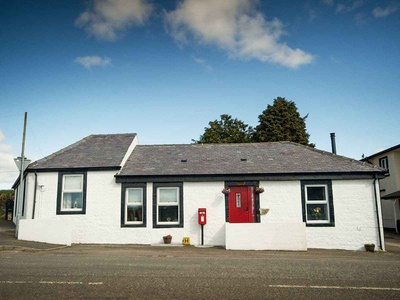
[361,144,400,161]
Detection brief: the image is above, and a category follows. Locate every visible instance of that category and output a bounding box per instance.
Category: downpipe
[373,175,383,251]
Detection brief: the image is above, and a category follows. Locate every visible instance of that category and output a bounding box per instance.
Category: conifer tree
[253,97,314,147]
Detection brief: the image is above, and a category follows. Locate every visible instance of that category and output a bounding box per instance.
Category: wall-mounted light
[39,185,46,192]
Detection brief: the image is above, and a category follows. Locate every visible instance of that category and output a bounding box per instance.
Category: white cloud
[74,56,112,69]
[0,130,18,188]
[335,0,364,13]
[192,56,213,71]
[75,0,153,41]
[165,0,314,69]
[372,3,398,18]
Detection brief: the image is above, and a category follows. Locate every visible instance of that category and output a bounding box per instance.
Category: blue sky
[1,0,399,189]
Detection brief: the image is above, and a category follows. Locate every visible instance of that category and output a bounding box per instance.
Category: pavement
[1,219,400,252]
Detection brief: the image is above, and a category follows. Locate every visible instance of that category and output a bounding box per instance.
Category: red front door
[228,186,254,223]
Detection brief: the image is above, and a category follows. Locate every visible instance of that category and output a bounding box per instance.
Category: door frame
[225,181,260,223]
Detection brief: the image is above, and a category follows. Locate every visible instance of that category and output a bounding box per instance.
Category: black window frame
[57,171,87,215]
[301,180,335,227]
[121,183,147,228]
[153,182,184,228]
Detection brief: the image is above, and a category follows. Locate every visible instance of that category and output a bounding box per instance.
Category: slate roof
[118,142,383,177]
[28,134,136,170]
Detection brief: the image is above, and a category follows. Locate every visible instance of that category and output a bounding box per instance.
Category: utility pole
[15,112,28,237]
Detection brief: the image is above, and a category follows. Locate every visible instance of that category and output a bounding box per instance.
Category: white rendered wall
[23,173,226,246]
[258,181,303,224]
[18,219,72,246]
[226,223,307,250]
[306,179,383,251]
[18,173,382,251]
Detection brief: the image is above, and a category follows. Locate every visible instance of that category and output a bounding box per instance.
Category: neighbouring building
[362,144,400,233]
[13,133,386,251]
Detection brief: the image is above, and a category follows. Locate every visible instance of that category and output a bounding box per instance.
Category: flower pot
[364,244,375,252]
[163,237,172,244]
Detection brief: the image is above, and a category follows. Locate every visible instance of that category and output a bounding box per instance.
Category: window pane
[307,204,328,221]
[158,206,178,222]
[159,188,178,203]
[236,193,241,208]
[127,205,143,222]
[64,175,82,190]
[307,186,326,201]
[63,192,83,209]
[127,189,142,203]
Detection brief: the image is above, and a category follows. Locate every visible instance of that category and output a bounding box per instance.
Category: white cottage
[13,133,386,251]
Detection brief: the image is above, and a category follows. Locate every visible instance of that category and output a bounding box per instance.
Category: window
[121,183,146,227]
[301,180,334,227]
[57,172,87,215]
[153,183,183,228]
[379,157,389,174]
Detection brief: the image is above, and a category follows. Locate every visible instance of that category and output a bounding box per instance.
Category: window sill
[57,210,86,215]
[306,223,335,227]
[121,223,146,228]
[153,223,183,229]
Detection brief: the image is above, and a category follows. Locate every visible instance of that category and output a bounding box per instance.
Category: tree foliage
[195,97,314,146]
[253,97,314,147]
[0,190,14,215]
[195,114,254,144]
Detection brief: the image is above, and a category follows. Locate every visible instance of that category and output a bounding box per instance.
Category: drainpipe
[32,173,37,219]
[373,174,383,251]
[330,133,337,154]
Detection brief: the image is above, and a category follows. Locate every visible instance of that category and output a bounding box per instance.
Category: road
[1,245,400,299]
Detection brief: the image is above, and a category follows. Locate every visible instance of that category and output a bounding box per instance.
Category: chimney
[330,133,337,155]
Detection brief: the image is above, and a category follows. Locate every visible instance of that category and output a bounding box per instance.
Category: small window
[301,180,334,227]
[379,157,389,174]
[153,183,183,228]
[158,187,179,224]
[121,183,146,227]
[126,189,143,223]
[57,172,87,215]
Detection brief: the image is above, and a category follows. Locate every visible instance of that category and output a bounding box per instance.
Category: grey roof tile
[119,142,383,176]
[28,134,136,170]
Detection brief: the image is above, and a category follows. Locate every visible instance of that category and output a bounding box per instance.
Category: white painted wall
[18,219,72,246]
[226,223,307,250]
[17,173,382,251]
[258,181,303,223]
[306,179,383,251]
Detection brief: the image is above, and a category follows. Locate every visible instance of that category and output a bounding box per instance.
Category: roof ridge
[90,133,136,137]
[138,141,289,147]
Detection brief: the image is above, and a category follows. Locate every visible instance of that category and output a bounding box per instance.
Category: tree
[0,190,14,217]
[253,97,314,147]
[195,114,254,144]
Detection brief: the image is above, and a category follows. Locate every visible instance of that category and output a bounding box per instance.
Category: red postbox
[198,208,207,225]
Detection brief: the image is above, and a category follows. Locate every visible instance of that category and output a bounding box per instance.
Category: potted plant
[312,207,322,220]
[163,234,172,244]
[255,187,265,194]
[221,188,230,195]
[364,243,375,252]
